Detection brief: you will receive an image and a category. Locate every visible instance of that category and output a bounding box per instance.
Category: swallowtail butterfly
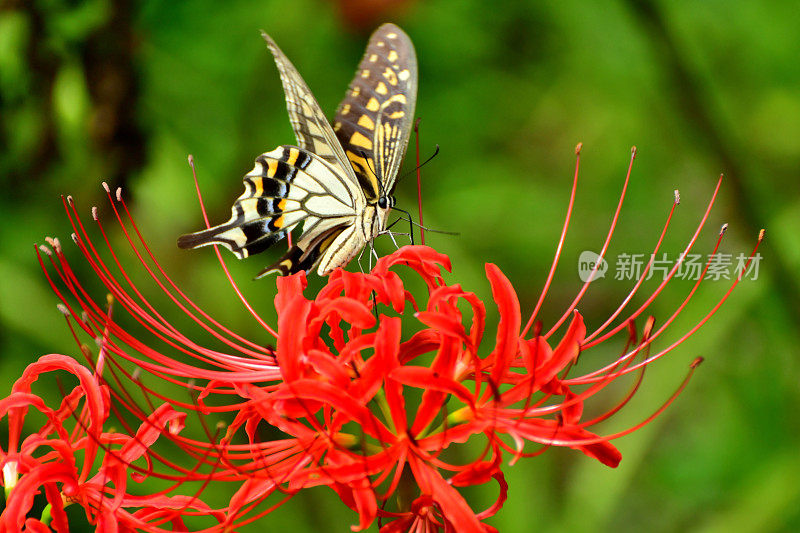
[177,24,418,276]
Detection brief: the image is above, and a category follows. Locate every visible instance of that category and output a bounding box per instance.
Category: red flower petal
[536,311,585,386]
[407,454,485,533]
[485,264,521,385]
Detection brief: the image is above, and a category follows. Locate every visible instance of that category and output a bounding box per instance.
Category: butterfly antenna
[389,207,461,238]
[399,144,440,182]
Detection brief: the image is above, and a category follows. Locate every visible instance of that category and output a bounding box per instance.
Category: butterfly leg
[356,241,379,273]
[357,244,369,273]
[368,239,379,271]
[384,215,415,245]
[385,230,403,250]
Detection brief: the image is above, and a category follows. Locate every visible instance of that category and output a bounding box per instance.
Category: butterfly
[177,23,418,277]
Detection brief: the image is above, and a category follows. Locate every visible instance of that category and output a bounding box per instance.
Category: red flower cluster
[1,148,763,531]
[0,355,214,532]
[257,247,622,532]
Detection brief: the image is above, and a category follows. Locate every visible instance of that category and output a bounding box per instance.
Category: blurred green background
[1,0,799,531]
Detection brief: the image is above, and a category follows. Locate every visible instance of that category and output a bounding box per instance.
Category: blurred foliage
[1,0,799,531]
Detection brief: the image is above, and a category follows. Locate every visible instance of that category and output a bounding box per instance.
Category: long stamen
[185,155,280,337]
[584,189,680,343]
[522,143,582,336]
[545,146,637,339]
[110,184,276,358]
[584,174,724,349]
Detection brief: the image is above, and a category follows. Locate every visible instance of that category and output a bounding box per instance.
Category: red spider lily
[0,354,216,532]
[16,145,763,532]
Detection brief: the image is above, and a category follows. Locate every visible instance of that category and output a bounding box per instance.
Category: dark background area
[1,0,798,531]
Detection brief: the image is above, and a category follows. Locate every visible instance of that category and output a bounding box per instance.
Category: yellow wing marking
[347,150,379,197]
[385,94,407,105]
[287,147,299,166]
[357,114,375,130]
[350,131,373,150]
[253,179,264,197]
[383,67,398,85]
[346,151,374,177]
[266,159,278,177]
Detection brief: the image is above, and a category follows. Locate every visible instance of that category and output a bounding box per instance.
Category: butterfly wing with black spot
[177,145,359,273]
[333,23,418,202]
[179,34,368,277]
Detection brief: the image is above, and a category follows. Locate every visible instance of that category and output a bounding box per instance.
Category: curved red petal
[485,264,521,385]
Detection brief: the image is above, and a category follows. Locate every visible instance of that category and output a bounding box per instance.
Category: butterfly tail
[177,221,288,259]
[177,226,222,250]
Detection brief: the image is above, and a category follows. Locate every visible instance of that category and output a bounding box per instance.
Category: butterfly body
[178,24,417,276]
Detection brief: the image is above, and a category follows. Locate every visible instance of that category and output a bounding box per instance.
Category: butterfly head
[375,193,395,230]
[377,194,395,210]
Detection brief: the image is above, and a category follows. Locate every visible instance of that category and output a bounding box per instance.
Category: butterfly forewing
[333,23,418,202]
[261,31,358,186]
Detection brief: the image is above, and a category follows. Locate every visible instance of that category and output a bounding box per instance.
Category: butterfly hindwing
[333,23,418,202]
[256,222,355,277]
[177,146,357,260]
